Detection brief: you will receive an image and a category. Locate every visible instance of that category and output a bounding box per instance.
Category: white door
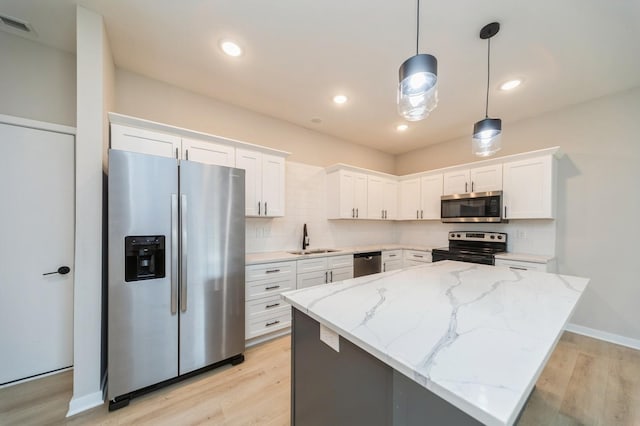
[338,171,356,218]
[399,178,421,220]
[383,179,398,220]
[469,164,503,193]
[353,172,368,219]
[443,169,470,195]
[366,176,384,219]
[0,122,74,384]
[420,174,443,220]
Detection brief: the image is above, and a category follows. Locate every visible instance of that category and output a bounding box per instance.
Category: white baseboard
[66,390,104,417]
[245,328,291,348]
[0,367,73,390]
[565,323,640,351]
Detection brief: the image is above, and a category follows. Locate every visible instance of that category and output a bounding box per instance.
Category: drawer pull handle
[265,269,281,274]
[413,255,424,258]
[265,320,280,327]
[265,285,281,290]
[388,254,396,257]
[266,303,280,309]
[509,266,528,271]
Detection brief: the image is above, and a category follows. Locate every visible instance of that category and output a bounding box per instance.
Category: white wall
[114,69,395,173]
[396,87,640,342]
[247,162,397,253]
[68,6,114,416]
[0,31,76,126]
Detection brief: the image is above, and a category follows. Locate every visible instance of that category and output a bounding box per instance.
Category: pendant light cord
[416,0,420,55]
[485,37,491,118]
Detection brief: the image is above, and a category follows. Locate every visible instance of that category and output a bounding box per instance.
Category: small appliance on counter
[432,231,507,265]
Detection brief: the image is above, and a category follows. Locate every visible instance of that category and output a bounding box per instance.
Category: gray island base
[283,261,589,425]
[291,308,484,425]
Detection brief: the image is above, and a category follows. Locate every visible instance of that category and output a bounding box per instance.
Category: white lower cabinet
[494,258,555,272]
[296,255,354,289]
[403,250,432,267]
[245,261,296,340]
[382,250,403,272]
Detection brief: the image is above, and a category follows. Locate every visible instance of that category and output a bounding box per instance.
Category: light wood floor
[1,332,639,425]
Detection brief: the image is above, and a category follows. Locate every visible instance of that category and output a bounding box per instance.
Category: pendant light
[397,0,438,121]
[472,22,502,157]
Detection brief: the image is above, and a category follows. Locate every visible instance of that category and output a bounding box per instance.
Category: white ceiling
[2,0,640,155]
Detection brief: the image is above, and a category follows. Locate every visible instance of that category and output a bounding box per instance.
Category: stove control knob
[497,235,503,240]
[490,235,495,239]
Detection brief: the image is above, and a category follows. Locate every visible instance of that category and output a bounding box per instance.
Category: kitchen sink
[287,249,341,255]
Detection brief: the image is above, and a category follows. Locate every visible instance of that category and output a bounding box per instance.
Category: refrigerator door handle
[180,194,188,312]
[171,194,179,314]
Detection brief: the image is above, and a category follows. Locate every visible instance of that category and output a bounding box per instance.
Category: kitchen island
[282,260,589,426]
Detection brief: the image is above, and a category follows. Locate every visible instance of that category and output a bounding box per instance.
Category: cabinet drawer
[330,266,353,282]
[246,294,290,318]
[404,260,428,268]
[383,259,403,272]
[246,261,296,282]
[297,257,328,273]
[297,270,328,289]
[382,250,402,261]
[327,254,353,269]
[404,250,431,263]
[246,308,291,339]
[246,275,295,299]
[495,259,547,272]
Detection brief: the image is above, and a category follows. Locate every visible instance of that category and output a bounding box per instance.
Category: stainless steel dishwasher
[353,251,382,277]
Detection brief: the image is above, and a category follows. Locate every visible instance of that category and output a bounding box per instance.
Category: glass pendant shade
[472,118,502,157]
[398,54,438,121]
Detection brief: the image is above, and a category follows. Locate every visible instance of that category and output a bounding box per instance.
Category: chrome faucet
[302,223,310,250]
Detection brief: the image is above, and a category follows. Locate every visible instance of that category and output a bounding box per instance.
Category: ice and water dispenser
[124,236,166,282]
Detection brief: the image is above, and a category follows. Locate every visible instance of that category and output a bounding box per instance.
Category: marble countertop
[282,260,588,426]
[246,245,554,265]
[245,244,436,265]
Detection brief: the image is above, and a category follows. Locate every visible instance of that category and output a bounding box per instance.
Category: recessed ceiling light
[500,79,522,91]
[397,124,409,132]
[311,118,322,124]
[333,95,348,104]
[220,40,242,57]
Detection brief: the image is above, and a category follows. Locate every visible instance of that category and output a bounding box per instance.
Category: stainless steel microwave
[441,191,503,223]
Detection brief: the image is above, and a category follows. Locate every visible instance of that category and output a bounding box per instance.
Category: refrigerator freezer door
[108,150,179,400]
[179,161,246,375]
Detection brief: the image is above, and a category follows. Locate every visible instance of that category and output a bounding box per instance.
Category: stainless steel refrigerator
[107,149,245,408]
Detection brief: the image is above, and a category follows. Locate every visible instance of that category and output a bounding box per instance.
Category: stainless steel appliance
[441,191,503,223]
[354,251,382,277]
[108,150,245,410]
[432,232,507,265]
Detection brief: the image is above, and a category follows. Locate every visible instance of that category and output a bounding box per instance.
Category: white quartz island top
[282,261,589,426]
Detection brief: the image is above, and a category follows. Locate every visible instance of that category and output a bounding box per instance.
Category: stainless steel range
[432,231,507,265]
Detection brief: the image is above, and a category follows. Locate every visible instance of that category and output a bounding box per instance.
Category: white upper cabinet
[470,164,503,193]
[181,137,235,167]
[398,173,443,220]
[443,164,502,195]
[327,169,368,219]
[111,124,181,159]
[503,155,556,219]
[367,176,397,220]
[236,148,285,217]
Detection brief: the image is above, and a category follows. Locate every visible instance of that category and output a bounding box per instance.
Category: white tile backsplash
[246,161,556,257]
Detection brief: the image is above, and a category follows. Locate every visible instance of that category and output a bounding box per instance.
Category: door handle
[43,266,71,276]
[171,194,178,314]
[416,210,419,219]
[265,202,268,216]
[325,271,328,283]
[180,194,188,312]
[330,270,333,282]
[356,208,359,218]
[471,181,474,192]
[258,201,261,216]
[421,210,423,219]
[352,208,355,218]
[465,182,468,192]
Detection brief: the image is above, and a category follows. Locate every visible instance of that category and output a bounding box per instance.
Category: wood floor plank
[557,352,609,425]
[1,332,639,426]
